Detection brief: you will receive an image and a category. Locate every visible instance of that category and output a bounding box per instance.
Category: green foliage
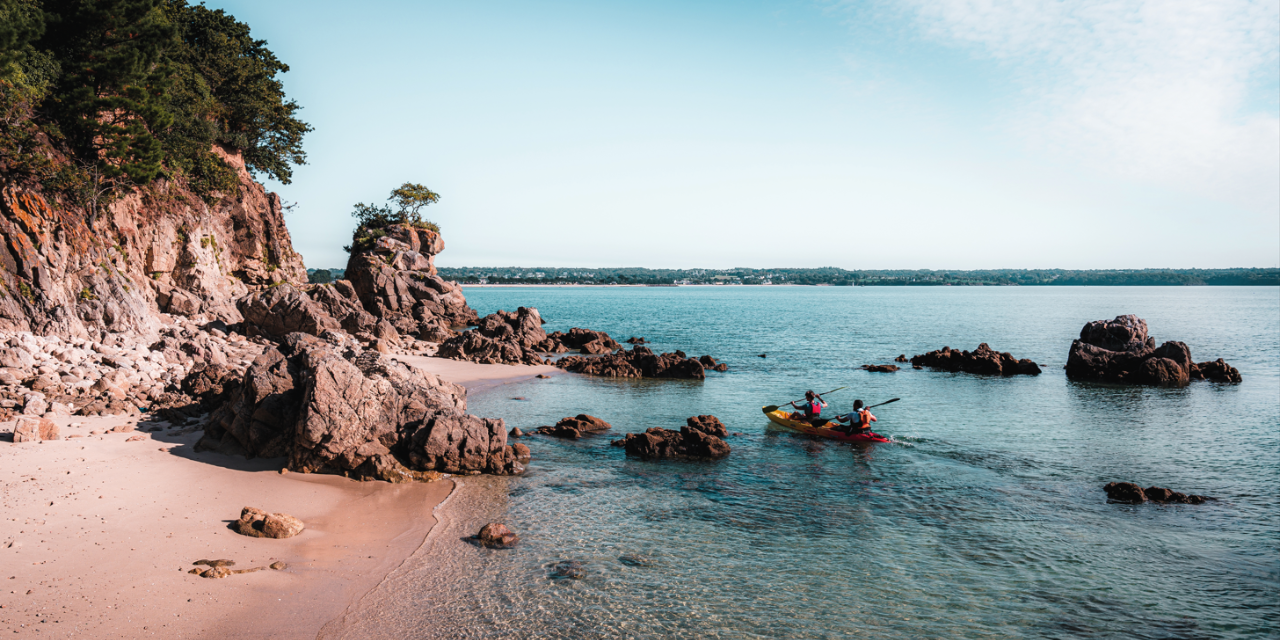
[17,280,33,302]
[39,0,176,183]
[0,0,45,80]
[78,286,95,300]
[307,268,332,284]
[1,0,309,201]
[344,183,441,253]
[159,0,310,187]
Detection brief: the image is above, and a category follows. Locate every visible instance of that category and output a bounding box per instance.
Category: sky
[204,0,1279,271]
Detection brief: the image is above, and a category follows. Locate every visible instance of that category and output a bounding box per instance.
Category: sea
[326,286,1279,639]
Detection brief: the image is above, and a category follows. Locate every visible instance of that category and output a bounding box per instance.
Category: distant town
[306,267,1280,287]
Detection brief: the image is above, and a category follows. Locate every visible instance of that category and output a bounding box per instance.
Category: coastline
[0,356,548,639]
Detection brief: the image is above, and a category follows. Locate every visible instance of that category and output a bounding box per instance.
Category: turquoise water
[336,287,1279,639]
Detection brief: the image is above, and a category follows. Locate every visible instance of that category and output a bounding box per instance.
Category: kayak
[762,406,891,443]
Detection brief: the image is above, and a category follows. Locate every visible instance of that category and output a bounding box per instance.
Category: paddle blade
[762,405,780,413]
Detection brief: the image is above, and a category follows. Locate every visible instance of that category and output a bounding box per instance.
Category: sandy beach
[0,357,546,639]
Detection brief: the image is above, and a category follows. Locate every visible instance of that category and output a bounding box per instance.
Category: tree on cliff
[160,0,311,189]
[1,0,310,201]
[344,182,441,253]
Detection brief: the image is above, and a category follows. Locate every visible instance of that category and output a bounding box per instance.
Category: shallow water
[335,286,1279,639]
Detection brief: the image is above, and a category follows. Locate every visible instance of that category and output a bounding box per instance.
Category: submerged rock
[1066,315,1240,387]
[547,560,587,580]
[910,343,1041,376]
[535,414,612,439]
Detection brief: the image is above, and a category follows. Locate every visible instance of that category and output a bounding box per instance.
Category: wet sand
[0,357,545,639]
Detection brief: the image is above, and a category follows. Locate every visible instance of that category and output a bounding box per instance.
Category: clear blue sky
[204,0,1279,270]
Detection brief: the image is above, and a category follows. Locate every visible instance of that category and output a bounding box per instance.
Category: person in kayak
[789,390,828,424]
[834,399,876,434]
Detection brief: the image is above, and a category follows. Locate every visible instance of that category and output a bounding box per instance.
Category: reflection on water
[330,287,1279,639]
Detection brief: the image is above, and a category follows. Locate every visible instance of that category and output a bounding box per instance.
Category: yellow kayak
[762,406,890,443]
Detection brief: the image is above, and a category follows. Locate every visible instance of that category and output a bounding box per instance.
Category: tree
[160,0,310,187]
[344,182,442,253]
[0,0,45,80]
[39,0,176,183]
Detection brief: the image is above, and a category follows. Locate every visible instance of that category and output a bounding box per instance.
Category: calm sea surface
[328,286,1279,639]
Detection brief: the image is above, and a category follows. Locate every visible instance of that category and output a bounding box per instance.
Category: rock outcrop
[685,415,727,437]
[910,344,1041,376]
[1103,482,1213,505]
[698,355,729,372]
[237,284,340,339]
[534,414,612,439]
[556,346,710,379]
[616,425,731,461]
[234,506,305,539]
[541,328,622,354]
[1066,315,1240,387]
[438,307,548,365]
[0,146,305,340]
[199,332,524,477]
[344,224,477,333]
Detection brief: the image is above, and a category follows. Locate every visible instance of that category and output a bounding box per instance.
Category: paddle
[763,386,847,413]
[865,397,900,409]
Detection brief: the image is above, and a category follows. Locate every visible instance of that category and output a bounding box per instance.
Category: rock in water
[476,523,520,548]
[619,426,731,460]
[685,415,727,437]
[861,364,899,373]
[235,507,305,539]
[894,354,908,363]
[698,355,729,371]
[910,344,1041,376]
[1066,315,1240,386]
[556,346,708,379]
[535,414,612,439]
[547,560,586,580]
[1103,482,1147,504]
[1103,482,1213,505]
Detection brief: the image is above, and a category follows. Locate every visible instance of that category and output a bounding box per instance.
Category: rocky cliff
[0,145,305,339]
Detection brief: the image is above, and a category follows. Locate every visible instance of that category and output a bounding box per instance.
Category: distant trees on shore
[425,267,1280,287]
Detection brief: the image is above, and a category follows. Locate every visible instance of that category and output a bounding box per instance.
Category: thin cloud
[879,0,1280,214]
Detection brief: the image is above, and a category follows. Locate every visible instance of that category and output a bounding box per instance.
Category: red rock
[476,522,520,548]
[235,506,305,539]
[861,364,899,373]
[1190,359,1242,383]
[13,417,58,442]
[535,414,612,439]
[1066,316,1237,386]
[685,415,727,437]
[556,347,708,380]
[619,426,731,460]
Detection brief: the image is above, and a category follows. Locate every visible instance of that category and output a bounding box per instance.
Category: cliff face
[0,145,306,339]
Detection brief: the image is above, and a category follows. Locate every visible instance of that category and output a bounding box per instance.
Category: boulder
[234,506,305,539]
[685,415,727,437]
[535,414,612,439]
[199,332,524,476]
[475,522,520,548]
[237,284,340,339]
[894,354,908,362]
[543,328,622,353]
[345,226,478,331]
[618,426,731,460]
[625,337,647,344]
[556,346,708,379]
[1066,316,1238,387]
[910,343,1041,376]
[13,416,58,442]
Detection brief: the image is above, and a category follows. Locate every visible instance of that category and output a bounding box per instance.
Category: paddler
[834,399,876,434]
[788,390,828,424]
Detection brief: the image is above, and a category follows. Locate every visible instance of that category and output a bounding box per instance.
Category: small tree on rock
[344,182,441,253]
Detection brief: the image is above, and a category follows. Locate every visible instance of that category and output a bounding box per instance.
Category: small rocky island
[1066,315,1241,386]
[910,344,1041,376]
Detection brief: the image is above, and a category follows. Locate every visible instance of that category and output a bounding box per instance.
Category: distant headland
[307,266,1279,287]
